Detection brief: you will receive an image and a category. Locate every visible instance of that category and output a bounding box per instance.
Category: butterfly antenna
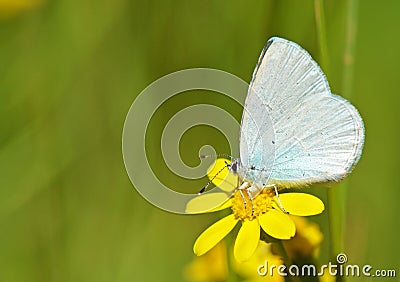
[198,161,230,195]
[199,153,233,160]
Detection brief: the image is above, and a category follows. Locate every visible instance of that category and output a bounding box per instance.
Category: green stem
[333,3,358,281]
[314,0,330,77]
[275,241,302,282]
[327,183,345,260]
[313,1,343,281]
[342,0,359,100]
[315,1,359,282]
[314,0,341,254]
[276,240,292,267]
[329,0,359,255]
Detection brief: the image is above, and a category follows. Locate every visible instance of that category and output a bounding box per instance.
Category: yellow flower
[232,241,285,282]
[283,215,323,259]
[0,0,43,18]
[193,158,325,262]
[185,158,238,214]
[183,241,228,282]
[233,217,324,281]
[318,267,336,282]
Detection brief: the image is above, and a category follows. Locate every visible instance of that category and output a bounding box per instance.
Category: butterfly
[230,37,364,200]
[194,37,364,210]
[188,37,364,213]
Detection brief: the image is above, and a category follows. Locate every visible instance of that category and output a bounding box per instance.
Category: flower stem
[332,3,358,281]
[275,241,302,282]
[275,240,292,267]
[327,183,345,261]
[314,1,359,282]
[342,0,359,100]
[314,0,330,77]
[314,0,342,256]
[313,1,343,280]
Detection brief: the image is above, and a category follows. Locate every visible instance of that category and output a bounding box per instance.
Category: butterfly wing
[239,37,364,188]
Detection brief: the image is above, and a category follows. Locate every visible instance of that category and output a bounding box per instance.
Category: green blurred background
[0,0,398,281]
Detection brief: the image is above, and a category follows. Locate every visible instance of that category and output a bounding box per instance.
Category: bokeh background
[0,0,398,281]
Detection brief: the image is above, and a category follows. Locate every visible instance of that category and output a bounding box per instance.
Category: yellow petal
[234,219,260,262]
[185,193,232,214]
[194,214,238,256]
[207,158,238,192]
[208,198,233,212]
[232,241,284,280]
[259,210,295,239]
[275,193,325,216]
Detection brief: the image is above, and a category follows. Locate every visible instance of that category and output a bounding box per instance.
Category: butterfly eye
[230,161,238,173]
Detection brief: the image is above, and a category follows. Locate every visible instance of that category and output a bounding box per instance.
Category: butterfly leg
[238,182,250,209]
[239,190,246,209]
[265,184,288,214]
[246,189,255,216]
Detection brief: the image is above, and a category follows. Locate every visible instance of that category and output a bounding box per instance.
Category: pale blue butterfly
[227,37,364,203]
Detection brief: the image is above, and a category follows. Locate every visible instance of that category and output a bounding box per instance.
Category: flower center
[231,189,275,221]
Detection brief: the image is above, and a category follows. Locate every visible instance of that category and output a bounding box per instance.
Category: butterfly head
[227,159,240,175]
